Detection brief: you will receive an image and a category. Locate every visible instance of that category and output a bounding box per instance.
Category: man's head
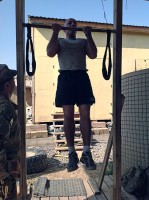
[0,64,17,98]
[64,18,77,39]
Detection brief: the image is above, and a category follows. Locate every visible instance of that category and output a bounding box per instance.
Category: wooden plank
[109,175,113,181]
[104,176,113,188]
[85,180,109,200]
[87,179,100,195]
[100,182,110,200]
[55,146,83,151]
[95,178,110,200]
[31,197,40,200]
[113,0,123,199]
[69,197,78,200]
[54,138,82,143]
[95,193,108,200]
[53,125,64,128]
[97,132,113,190]
[77,196,87,200]
[52,118,80,122]
[16,0,27,199]
[53,132,65,135]
[41,197,50,200]
[51,112,79,117]
[50,197,59,200]
[51,112,64,116]
[59,197,68,200]
[83,180,97,200]
[97,95,125,191]
[53,131,81,135]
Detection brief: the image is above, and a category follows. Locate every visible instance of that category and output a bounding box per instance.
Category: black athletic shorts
[55,70,95,107]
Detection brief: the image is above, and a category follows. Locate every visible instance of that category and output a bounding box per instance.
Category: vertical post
[135,59,137,71]
[16,0,27,199]
[112,0,122,200]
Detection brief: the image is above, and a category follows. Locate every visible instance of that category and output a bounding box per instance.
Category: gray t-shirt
[58,38,87,71]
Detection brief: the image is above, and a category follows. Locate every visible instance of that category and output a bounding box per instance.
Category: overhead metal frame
[24,22,116,33]
[15,0,122,199]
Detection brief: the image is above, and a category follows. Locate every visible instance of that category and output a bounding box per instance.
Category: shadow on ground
[26,137,113,182]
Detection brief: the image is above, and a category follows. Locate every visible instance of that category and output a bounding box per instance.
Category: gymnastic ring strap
[26,26,36,76]
[102,30,112,80]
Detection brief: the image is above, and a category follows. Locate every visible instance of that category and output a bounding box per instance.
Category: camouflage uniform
[0,95,20,200]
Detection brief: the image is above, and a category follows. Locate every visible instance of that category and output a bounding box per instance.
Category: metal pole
[16,0,27,199]
[23,23,116,33]
[112,0,123,199]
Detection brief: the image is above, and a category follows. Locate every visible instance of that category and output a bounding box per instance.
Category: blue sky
[0,0,149,69]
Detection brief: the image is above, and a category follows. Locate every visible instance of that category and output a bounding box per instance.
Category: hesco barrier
[121,68,149,174]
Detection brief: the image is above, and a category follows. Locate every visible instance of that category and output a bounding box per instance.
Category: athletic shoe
[80,151,96,170]
[67,152,79,172]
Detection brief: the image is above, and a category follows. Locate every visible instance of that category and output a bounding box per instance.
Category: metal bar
[112,0,123,199]
[16,0,27,199]
[23,23,116,33]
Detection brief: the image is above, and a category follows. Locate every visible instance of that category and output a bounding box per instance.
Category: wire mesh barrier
[121,68,149,173]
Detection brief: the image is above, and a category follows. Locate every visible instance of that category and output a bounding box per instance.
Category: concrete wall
[121,68,149,173]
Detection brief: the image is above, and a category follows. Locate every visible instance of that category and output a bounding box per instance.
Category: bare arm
[84,26,97,59]
[46,23,61,57]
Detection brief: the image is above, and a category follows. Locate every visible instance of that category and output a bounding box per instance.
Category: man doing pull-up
[47,18,97,172]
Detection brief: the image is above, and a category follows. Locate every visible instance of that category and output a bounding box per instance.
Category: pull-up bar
[23,23,116,33]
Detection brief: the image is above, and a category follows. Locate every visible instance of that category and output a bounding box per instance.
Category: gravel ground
[25,134,142,200]
[26,134,113,183]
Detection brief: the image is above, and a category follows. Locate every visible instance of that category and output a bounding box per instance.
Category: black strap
[102,30,112,80]
[26,26,36,76]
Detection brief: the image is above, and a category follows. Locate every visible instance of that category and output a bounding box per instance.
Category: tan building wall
[29,17,149,123]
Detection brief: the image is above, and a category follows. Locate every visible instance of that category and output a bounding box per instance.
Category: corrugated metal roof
[28,15,149,29]
[28,15,110,25]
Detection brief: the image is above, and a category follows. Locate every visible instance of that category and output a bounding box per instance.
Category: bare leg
[62,105,79,172]
[62,105,75,147]
[79,104,96,170]
[79,104,91,146]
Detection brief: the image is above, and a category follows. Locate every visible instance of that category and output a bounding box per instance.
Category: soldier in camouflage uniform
[0,64,20,200]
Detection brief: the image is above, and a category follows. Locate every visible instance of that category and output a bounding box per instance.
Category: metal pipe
[23,23,116,33]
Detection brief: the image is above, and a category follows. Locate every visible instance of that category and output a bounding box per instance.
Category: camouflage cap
[0,64,17,84]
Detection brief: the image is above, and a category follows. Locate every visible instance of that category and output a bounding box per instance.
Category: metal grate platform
[33,177,87,197]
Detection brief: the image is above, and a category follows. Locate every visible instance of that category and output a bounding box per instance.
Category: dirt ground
[26,134,112,185]
[27,159,102,185]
